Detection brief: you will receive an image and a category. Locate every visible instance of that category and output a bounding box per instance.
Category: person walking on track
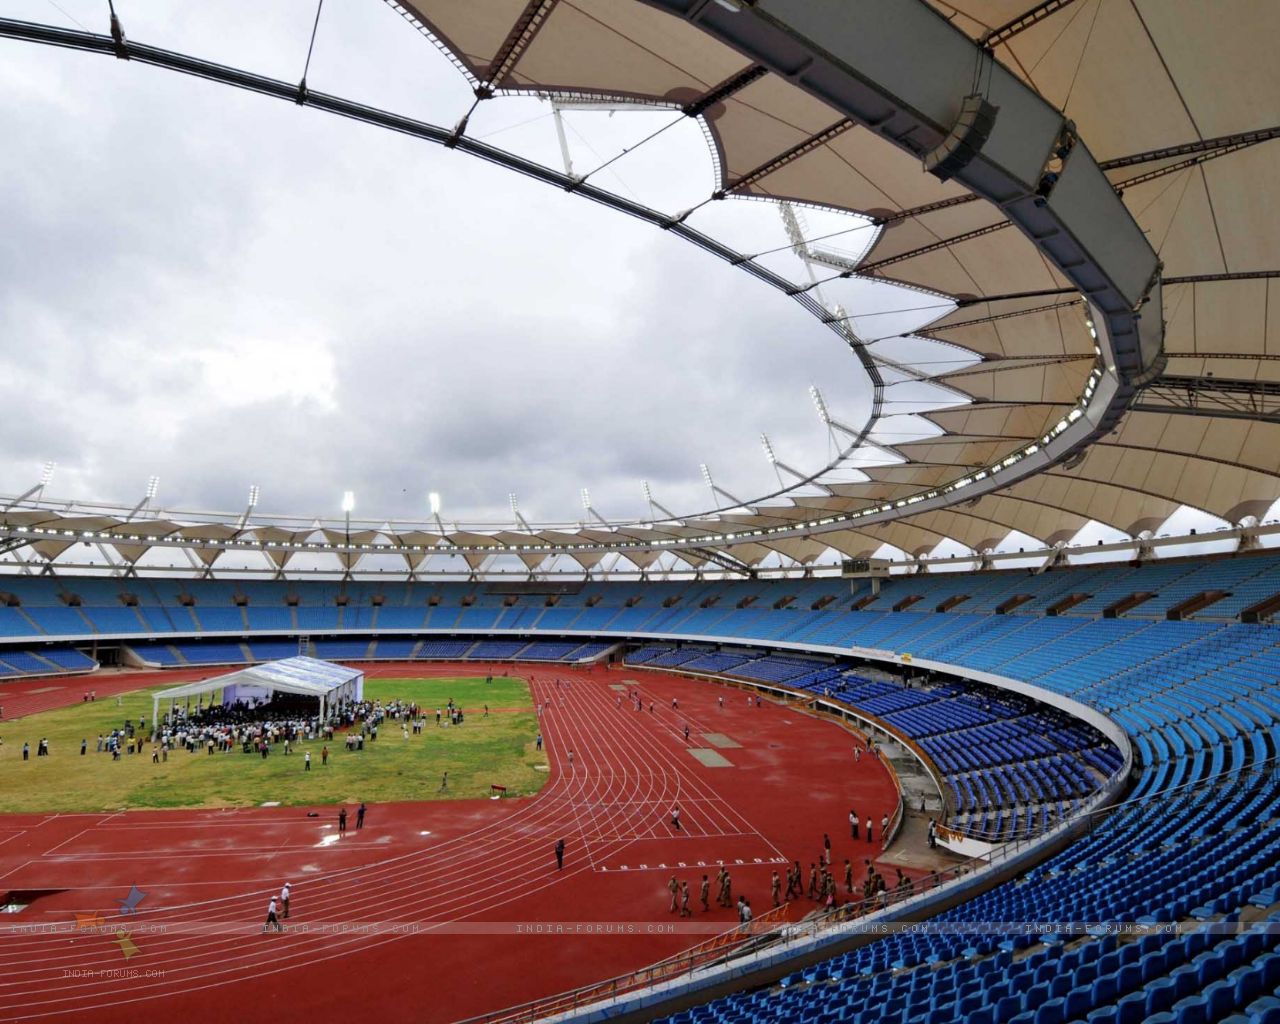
[263,896,281,934]
[338,807,347,835]
[554,838,565,870]
[356,803,366,830]
[668,875,679,913]
[670,805,682,832]
[700,874,710,912]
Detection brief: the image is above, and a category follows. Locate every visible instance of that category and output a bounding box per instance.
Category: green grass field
[0,677,548,814]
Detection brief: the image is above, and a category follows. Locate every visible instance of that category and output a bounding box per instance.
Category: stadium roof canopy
[150,656,364,725]
[0,0,1277,576]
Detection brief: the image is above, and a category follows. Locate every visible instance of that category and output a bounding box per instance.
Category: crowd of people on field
[3,692,473,764]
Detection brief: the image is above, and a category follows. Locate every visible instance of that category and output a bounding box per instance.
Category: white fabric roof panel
[153,657,363,702]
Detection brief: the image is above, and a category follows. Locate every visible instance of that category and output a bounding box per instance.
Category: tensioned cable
[742,217,879,261]
[560,116,641,203]
[300,0,325,84]
[859,297,1085,345]
[573,111,687,187]
[474,111,554,141]
[823,301,959,325]
[46,0,88,31]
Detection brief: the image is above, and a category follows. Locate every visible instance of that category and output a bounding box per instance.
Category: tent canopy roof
[153,656,362,703]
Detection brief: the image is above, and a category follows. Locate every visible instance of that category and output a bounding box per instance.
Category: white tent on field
[151,656,363,732]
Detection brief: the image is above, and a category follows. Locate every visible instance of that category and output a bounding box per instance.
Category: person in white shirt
[264,897,281,933]
[280,883,291,920]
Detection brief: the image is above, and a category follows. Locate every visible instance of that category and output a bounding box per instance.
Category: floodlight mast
[642,480,677,520]
[126,475,160,519]
[428,492,445,534]
[809,384,861,440]
[1,461,56,511]
[580,487,610,527]
[760,432,808,484]
[550,103,575,178]
[509,492,532,531]
[699,462,744,507]
[238,484,260,528]
[340,491,355,579]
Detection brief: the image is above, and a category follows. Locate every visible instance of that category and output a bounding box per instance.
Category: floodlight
[429,492,441,515]
[809,385,831,425]
[642,480,653,503]
[40,461,56,486]
[509,493,519,517]
[761,433,778,465]
[146,475,160,500]
[247,485,259,509]
[699,463,713,487]
[341,491,355,513]
[580,488,592,511]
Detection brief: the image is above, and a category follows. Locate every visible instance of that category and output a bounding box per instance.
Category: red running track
[0,663,906,1023]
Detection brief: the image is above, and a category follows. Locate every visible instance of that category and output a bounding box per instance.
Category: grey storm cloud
[0,0,874,526]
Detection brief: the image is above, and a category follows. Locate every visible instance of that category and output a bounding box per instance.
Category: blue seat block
[1171,995,1209,1024]
[1145,977,1177,1016]
[1205,979,1238,1020]
[1064,987,1093,1020]
[1115,991,1146,1024]
[1090,974,1118,1005]
[1034,998,1066,1024]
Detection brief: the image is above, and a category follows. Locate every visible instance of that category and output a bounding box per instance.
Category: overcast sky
[0,0,936,530]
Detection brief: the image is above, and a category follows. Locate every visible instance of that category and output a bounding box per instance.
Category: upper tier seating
[0,551,1276,645]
